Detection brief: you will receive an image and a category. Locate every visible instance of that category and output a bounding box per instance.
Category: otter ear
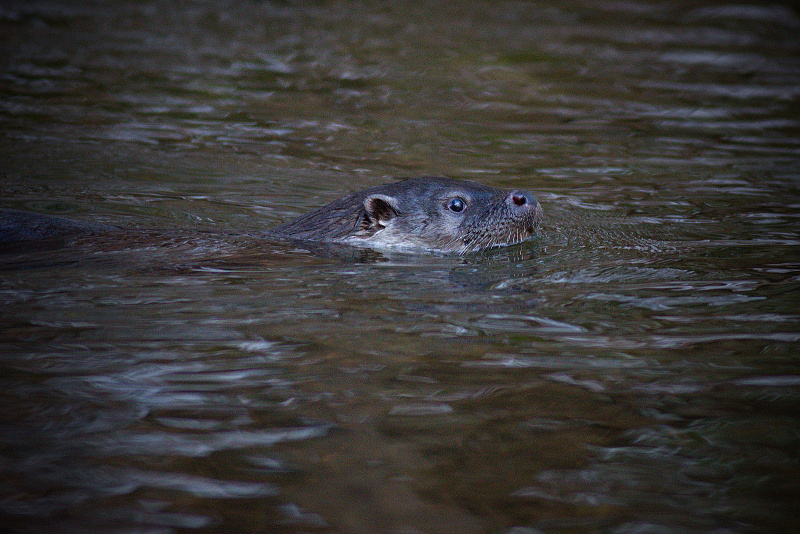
[362,194,400,232]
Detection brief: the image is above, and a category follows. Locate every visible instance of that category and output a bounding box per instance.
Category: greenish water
[1,1,799,533]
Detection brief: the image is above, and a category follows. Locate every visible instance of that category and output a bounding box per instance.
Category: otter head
[350,178,543,254]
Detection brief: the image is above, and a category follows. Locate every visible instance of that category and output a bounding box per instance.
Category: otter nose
[506,190,537,211]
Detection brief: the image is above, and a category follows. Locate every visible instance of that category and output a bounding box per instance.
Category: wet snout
[503,189,542,238]
[505,189,539,214]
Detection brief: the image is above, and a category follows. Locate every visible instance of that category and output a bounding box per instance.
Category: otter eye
[447,198,466,213]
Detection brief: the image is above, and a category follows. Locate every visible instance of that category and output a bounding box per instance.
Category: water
[2,1,799,533]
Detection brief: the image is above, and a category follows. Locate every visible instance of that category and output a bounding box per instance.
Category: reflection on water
[2,0,800,533]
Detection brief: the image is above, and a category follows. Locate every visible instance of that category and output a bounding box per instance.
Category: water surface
[1,1,799,533]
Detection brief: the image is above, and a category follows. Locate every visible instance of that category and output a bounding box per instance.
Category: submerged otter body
[272,177,542,254]
[0,208,119,251]
[1,177,541,255]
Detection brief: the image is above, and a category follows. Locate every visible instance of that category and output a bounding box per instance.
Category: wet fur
[272,177,542,254]
[0,178,542,255]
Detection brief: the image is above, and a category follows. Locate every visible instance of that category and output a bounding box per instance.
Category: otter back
[0,209,119,252]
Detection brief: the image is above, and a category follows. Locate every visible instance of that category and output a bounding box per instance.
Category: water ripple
[124,469,277,498]
[87,426,332,457]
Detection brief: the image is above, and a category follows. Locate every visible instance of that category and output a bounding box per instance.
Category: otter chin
[271,177,543,254]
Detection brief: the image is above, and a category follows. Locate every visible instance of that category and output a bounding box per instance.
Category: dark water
[2,1,799,533]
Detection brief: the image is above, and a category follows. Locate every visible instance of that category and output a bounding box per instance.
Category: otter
[0,177,541,254]
[272,177,542,254]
